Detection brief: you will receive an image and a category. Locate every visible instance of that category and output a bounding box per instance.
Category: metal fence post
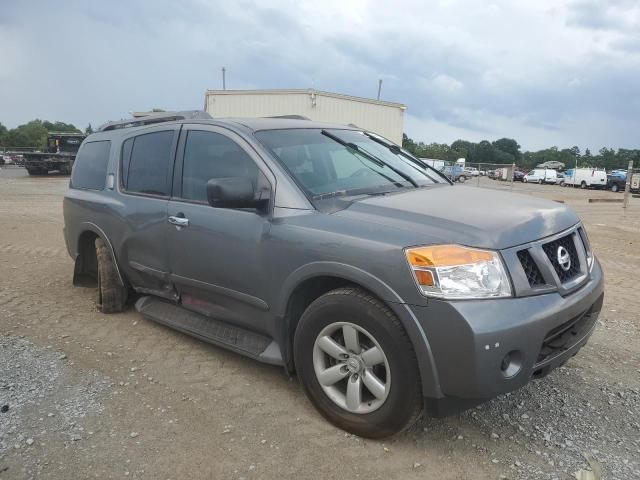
[623,160,633,209]
[510,163,515,190]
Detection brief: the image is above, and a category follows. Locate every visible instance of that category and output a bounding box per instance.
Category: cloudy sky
[1,0,638,151]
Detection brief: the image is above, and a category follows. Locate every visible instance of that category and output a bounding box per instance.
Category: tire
[458,175,466,183]
[611,183,619,193]
[26,168,46,176]
[580,181,587,189]
[95,237,127,313]
[294,287,422,438]
[523,178,528,183]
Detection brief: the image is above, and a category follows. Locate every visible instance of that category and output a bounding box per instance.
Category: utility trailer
[23,133,86,175]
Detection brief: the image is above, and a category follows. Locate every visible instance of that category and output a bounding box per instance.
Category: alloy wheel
[312,322,390,414]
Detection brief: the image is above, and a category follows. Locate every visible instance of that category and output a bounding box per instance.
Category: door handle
[168,215,189,228]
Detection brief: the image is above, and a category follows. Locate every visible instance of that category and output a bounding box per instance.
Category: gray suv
[63,111,604,438]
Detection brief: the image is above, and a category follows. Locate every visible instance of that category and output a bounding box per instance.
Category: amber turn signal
[406,245,494,268]
[414,269,435,286]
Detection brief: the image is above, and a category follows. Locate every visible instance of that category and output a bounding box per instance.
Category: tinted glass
[121,137,133,187]
[181,130,259,202]
[71,140,111,190]
[124,131,174,196]
[255,129,443,198]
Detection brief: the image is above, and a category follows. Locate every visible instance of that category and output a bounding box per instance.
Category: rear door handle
[168,215,189,228]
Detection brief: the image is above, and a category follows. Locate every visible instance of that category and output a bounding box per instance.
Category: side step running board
[135,296,283,366]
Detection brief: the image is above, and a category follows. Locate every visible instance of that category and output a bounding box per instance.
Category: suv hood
[334,185,579,250]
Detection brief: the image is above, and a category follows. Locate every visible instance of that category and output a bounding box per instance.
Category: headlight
[405,245,512,299]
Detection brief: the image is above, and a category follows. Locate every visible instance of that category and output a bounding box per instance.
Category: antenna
[377,79,383,100]
[222,67,226,90]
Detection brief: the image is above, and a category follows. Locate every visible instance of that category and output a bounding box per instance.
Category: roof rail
[97,110,212,132]
[264,115,310,120]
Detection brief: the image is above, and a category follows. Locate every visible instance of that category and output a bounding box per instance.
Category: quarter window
[121,131,174,196]
[71,140,111,190]
[181,130,260,203]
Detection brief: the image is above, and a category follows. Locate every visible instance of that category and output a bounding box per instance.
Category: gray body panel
[63,117,604,410]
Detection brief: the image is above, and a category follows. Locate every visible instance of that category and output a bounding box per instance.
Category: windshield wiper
[363,133,450,183]
[321,130,418,188]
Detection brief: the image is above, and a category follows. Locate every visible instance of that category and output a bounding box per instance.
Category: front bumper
[411,257,604,415]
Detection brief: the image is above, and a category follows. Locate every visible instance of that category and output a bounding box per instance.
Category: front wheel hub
[312,322,391,414]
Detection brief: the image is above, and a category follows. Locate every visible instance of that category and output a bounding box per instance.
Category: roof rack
[97,110,212,132]
[264,115,310,120]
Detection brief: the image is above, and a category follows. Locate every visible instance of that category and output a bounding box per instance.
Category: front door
[166,125,274,333]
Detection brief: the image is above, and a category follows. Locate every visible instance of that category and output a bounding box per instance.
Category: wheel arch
[72,222,125,288]
[277,262,442,398]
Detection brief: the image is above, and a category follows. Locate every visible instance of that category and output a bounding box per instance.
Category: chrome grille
[542,234,581,283]
[510,225,589,296]
[517,249,545,287]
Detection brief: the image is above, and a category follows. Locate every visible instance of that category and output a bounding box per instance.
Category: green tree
[0,122,8,147]
[1,119,81,149]
[492,138,521,162]
[402,133,418,155]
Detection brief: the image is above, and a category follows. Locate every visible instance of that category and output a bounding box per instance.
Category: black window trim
[170,124,276,214]
[70,139,112,191]
[117,125,180,200]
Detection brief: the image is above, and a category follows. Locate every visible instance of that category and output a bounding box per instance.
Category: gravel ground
[0,336,111,477]
[0,167,639,479]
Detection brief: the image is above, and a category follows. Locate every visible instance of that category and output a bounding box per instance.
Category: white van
[563,168,607,189]
[523,169,557,184]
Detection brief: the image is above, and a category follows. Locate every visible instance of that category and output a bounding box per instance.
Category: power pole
[377,79,382,100]
[222,67,226,90]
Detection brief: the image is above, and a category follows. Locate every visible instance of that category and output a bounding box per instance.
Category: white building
[204,89,406,144]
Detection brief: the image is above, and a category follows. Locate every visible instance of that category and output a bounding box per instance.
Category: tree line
[0,120,93,151]
[402,134,639,171]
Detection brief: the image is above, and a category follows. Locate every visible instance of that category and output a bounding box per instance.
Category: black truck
[23,133,86,175]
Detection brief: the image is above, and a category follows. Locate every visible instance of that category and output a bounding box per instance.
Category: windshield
[255,129,446,198]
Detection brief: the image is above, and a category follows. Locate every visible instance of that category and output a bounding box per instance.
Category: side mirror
[206,177,258,209]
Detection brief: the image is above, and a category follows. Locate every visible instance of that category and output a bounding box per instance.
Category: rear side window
[71,140,111,190]
[121,131,174,196]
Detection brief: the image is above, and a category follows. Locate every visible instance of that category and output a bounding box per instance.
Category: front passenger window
[181,131,260,203]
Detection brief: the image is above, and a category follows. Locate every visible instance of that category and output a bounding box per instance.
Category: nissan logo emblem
[557,246,571,271]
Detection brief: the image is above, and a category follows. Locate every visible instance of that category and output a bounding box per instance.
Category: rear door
[115,125,179,298]
[166,124,275,332]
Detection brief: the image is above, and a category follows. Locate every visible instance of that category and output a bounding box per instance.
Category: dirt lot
[1,168,639,480]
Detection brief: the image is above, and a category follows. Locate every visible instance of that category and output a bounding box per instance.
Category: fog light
[500,350,523,378]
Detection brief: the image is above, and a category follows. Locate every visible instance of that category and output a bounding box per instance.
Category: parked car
[536,161,565,170]
[64,111,604,438]
[607,172,626,193]
[555,172,565,185]
[442,164,467,183]
[464,167,480,177]
[563,168,607,189]
[632,173,640,193]
[524,168,557,184]
[513,170,525,182]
